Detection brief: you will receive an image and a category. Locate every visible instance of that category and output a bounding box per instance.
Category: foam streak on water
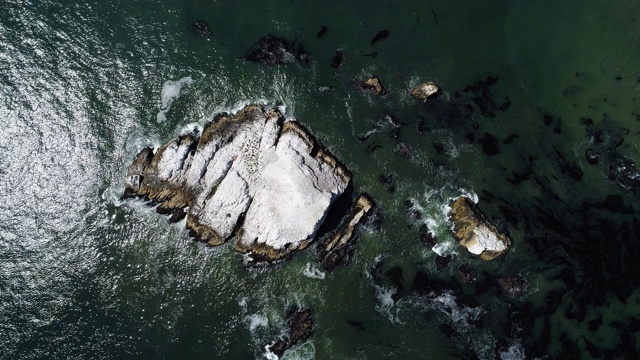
[156,77,194,123]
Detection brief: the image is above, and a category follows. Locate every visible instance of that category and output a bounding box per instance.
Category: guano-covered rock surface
[124,104,361,264]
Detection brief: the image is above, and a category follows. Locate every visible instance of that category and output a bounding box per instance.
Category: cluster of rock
[448,196,511,260]
[360,76,440,101]
[124,104,373,266]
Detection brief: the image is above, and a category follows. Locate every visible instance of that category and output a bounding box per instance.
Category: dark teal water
[2,0,640,359]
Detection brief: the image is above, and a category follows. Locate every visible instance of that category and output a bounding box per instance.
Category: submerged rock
[370,30,389,46]
[418,224,437,248]
[124,105,354,264]
[330,49,344,69]
[266,307,314,357]
[394,142,413,159]
[410,82,439,101]
[448,196,511,260]
[317,194,376,271]
[243,35,310,65]
[457,264,478,284]
[435,255,453,270]
[378,173,396,193]
[606,153,640,190]
[316,25,328,38]
[360,76,388,96]
[187,20,212,39]
[346,319,365,331]
[585,148,600,165]
[498,275,529,297]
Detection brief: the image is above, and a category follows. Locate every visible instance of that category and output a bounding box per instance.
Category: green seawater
[1,0,640,359]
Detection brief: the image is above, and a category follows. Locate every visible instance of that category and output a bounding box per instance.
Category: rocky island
[124,104,373,266]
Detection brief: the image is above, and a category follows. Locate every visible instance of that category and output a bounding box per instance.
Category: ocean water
[1,0,640,359]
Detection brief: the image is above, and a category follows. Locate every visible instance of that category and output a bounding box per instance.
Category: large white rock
[124,105,352,262]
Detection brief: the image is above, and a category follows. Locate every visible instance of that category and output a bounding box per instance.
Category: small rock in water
[243,35,310,65]
[435,255,452,270]
[346,320,365,331]
[410,82,439,101]
[389,127,401,140]
[448,196,511,260]
[478,132,500,156]
[585,148,599,165]
[502,134,519,144]
[378,173,396,193]
[330,49,344,68]
[316,25,328,38]
[498,275,529,297]
[417,116,431,133]
[360,75,388,96]
[403,199,422,221]
[370,30,389,46]
[394,142,413,159]
[411,271,454,297]
[457,264,478,284]
[433,141,446,155]
[418,224,437,248]
[385,266,405,302]
[606,153,640,190]
[187,20,211,39]
[295,43,312,64]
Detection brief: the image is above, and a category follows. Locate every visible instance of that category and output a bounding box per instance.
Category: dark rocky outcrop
[266,307,314,358]
[435,255,453,270]
[317,194,376,271]
[418,224,437,248]
[243,35,310,65]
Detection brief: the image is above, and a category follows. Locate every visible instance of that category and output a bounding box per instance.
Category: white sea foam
[499,341,526,360]
[156,77,194,123]
[415,185,478,256]
[246,313,269,333]
[365,256,403,323]
[430,292,483,326]
[263,340,316,360]
[302,263,325,280]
